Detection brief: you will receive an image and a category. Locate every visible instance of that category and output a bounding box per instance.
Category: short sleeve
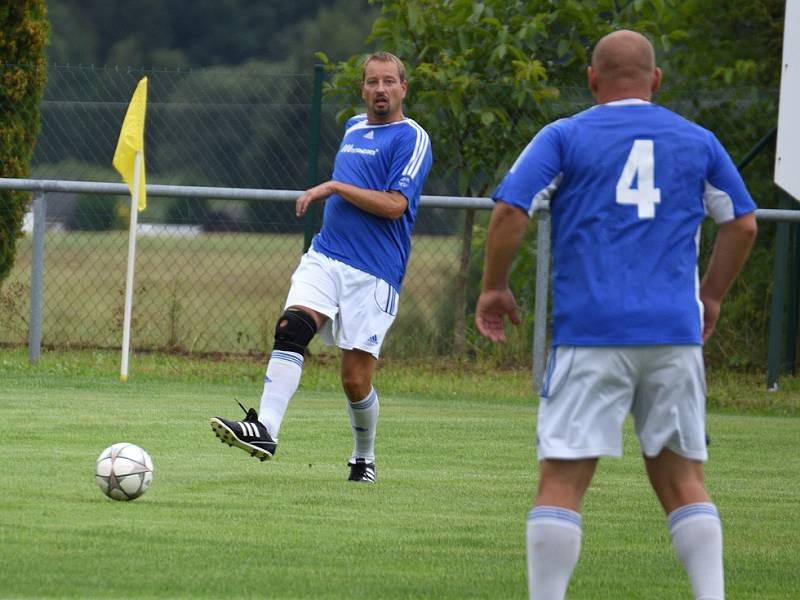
[704,133,757,223]
[493,122,564,214]
[386,122,432,206]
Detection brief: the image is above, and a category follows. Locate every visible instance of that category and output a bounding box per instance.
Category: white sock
[257,350,303,438]
[526,506,582,600]
[347,388,379,463]
[669,503,724,600]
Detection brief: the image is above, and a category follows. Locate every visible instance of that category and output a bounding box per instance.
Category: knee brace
[273,309,318,355]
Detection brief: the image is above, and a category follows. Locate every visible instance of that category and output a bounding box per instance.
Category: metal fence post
[28,190,46,364]
[786,223,799,375]
[303,64,324,252]
[532,212,550,392]
[767,193,793,390]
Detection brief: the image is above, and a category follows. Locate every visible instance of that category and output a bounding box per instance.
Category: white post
[120,151,142,382]
[28,190,46,364]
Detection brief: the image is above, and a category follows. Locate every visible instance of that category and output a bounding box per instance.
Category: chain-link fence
[0,63,789,368]
[1,64,498,359]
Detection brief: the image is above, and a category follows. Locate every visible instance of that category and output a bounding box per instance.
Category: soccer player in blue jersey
[476,30,756,599]
[211,52,433,483]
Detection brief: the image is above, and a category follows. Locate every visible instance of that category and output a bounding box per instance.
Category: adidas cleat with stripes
[347,458,376,483]
[210,401,277,461]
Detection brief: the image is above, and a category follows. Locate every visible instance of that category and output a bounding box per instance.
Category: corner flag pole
[120,150,143,382]
[113,77,148,382]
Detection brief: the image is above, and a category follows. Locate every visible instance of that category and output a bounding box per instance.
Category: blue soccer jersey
[494,99,756,346]
[311,114,433,291]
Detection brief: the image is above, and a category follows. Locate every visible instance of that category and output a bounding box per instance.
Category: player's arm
[331,123,430,220]
[476,123,562,342]
[699,212,757,342]
[295,180,407,219]
[700,134,759,342]
[475,201,529,342]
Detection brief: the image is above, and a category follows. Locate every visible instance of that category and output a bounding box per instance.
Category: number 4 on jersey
[616,139,661,219]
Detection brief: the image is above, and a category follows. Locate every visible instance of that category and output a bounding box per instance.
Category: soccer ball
[95,443,154,501]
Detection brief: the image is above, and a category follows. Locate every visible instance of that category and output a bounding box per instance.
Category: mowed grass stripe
[0,378,532,599]
[0,364,798,598]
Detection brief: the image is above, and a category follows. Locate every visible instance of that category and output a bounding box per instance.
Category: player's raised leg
[645,449,724,600]
[210,307,319,461]
[342,349,379,483]
[258,308,320,437]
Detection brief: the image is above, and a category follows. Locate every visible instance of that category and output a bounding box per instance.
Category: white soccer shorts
[537,345,708,462]
[284,248,399,358]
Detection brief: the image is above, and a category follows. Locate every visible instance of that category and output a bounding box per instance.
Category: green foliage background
[45,0,379,71]
[0,1,48,284]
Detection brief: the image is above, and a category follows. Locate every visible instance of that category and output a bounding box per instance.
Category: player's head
[588,30,662,103]
[361,51,408,124]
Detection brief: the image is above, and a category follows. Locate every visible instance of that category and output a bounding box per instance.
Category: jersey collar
[603,98,651,106]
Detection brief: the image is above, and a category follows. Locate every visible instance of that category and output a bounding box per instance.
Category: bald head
[588,30,661,103]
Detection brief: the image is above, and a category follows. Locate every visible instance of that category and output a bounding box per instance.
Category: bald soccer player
[476,30,756,599]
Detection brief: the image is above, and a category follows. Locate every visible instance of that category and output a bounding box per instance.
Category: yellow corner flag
[113,77,148,211]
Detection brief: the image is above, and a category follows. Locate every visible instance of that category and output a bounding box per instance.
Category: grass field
[1,349,798,599]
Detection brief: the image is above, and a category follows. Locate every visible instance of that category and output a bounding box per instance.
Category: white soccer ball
[95,442,154,501]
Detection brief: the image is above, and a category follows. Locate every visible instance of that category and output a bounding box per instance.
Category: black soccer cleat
[347,458,376,483]
[210,401,277,462]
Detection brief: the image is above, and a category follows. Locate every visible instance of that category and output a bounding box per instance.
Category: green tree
[45,0,361,68]
[0,1,49,285]
[660,0,784,89]
[279,0,380,70]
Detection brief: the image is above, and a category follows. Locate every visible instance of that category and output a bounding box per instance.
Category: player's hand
[296,182,333,217]
[701,296,721,342]
[475,288,522,343]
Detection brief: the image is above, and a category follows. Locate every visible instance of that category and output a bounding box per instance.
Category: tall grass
[1,231,463,357]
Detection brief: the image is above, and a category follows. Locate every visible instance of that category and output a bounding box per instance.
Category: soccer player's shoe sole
[210,402,276,462]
